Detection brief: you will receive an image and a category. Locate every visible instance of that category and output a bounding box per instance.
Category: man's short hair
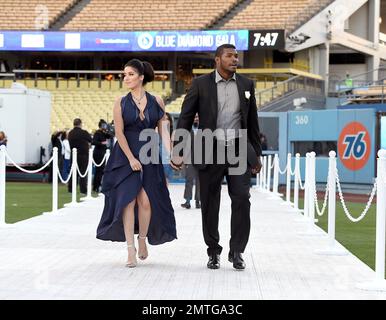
[215,44,236,57]
[73,118,82,126]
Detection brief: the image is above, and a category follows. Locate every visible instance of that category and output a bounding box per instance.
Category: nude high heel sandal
[126,243,137,268]
[137,235,148,260]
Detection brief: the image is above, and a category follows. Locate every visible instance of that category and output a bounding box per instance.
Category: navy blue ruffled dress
[96,92,177,245]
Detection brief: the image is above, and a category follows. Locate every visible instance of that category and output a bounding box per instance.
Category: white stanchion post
[81,146,94,201]
[299,152,324,236]
[71,148,77,204]
[316,151,347,255]
[262,156,268,192]
[295,153,311,222]
[272,154,280,195]
[267,155,272,192]
[303,153,310,218]
[327,151,336,246]
[0,145,6,226]
[309,152,316,224]
[268,154,282,200]
[65,148,78,207]
[357,150,386,291]
[293,153,300,212]
[52,147,58,213]
[285,153,291,203]
[295,153,310,221]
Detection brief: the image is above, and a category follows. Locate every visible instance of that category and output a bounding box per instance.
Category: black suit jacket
[68,127,92,157]
[174,71,262,169]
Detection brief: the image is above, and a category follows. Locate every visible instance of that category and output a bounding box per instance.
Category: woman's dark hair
[61,131,67,140]
[124,59,154,85]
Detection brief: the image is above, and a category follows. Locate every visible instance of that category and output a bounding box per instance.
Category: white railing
[0,145,110,220]
[256,150,386,291]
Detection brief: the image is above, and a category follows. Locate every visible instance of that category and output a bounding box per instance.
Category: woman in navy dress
[96,59,177,267]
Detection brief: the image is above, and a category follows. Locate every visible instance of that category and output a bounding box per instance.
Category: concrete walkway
[0,184,385,300]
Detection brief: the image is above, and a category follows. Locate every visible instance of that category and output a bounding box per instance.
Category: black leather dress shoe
[228,251,245,270]
[207,254,220,269]
[181,201,191,209]
[195,201,201,209]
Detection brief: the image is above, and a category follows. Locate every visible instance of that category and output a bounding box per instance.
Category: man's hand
[251,157,262,175]
[170,156,184,171]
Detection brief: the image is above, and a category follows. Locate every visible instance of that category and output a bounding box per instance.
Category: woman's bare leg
[136,188,151,259]
[122,200,137,266]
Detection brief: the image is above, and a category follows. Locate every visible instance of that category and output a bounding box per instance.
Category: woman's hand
[129,157,142,171]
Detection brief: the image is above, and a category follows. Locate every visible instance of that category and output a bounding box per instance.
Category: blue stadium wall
[259,108,377,185]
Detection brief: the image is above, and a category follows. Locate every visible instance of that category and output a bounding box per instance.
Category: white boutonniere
[245,91,251,99]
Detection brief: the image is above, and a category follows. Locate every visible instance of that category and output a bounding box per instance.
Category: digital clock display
[248,29,285,50]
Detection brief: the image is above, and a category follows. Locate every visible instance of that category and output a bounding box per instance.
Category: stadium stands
[166,95,186,114]
[50,88,170,133]
[0,78,172,133]
[0,0,334,32]
[220,0,334,32]
[62,0,241,31]
[0,0,77,30]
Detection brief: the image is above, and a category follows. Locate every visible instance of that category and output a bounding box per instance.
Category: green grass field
[296,197,377,272]
[5,182,86,224]
[3,182,381,272]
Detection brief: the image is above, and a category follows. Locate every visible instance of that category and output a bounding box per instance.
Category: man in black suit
[68,118,92,195]
[171,44,262,270]
[92,119,113,193]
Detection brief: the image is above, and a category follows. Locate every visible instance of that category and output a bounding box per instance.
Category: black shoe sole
[207,264,220,269]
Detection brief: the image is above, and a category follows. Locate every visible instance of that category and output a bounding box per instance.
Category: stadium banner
[248,29,285,50]
[0,30,249,52]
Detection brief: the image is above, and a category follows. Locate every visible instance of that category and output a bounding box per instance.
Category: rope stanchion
[316,151,348,255]
[285,153,291,203]
[357,150,386,291]
[335,169,376,223]
[303,153,310,219]
[52,147,58,213]
[58,164,74,184]
[0,146,6,226]
[272,154,281,197]
[81,146,94,201]
[267,155,272,192]
[4,149,53,173]
[268,154,282,200]
[299,152,324,236]
[65,148,78,207]
[293,153,301,212]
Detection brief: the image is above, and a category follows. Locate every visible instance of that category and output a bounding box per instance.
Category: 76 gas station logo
[338,122,371,171]
[342,131,367,160]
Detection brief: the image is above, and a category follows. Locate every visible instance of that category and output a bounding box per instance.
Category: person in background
[260,133,268,151]
[181,114,200,209]
[61,130,71,181]
[48,131,64,183]
[345,73,353,95]
[92,119,113,193]
[0,131,7,146]
[68,118,92,195]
